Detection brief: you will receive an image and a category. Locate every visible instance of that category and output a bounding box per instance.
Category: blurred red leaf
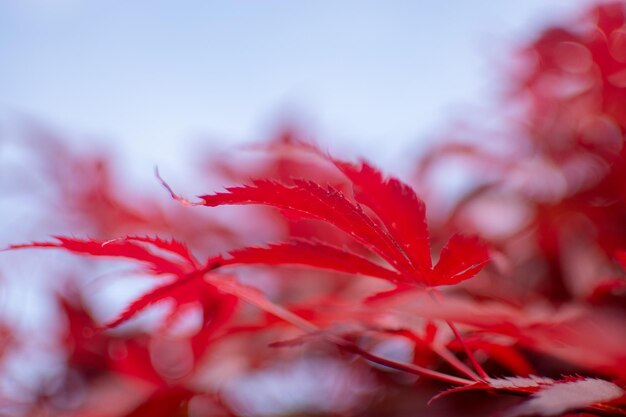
[122,386,194,417]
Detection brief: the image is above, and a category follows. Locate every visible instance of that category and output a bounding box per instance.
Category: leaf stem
[340,341,474,386]
[428,289,488,380]
[203,272,473,386]
[432,344,481,381]
[446,320,488,380]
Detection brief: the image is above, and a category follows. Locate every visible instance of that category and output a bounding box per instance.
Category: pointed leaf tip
[431,234,490,286]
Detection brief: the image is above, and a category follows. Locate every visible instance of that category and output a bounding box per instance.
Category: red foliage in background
[2,3,626,416]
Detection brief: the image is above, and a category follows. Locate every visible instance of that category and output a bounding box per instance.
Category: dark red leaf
[616,250,626,271]
[123,385,194,417]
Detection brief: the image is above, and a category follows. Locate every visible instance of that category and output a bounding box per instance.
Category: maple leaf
[330,158,490,286]
[194,152,490,288]
[7,236,195,276]
[430,234,489,286]
[7,236,236,337]
[199,179,411,273]
[331,159,432,275]
[210,239,405,283]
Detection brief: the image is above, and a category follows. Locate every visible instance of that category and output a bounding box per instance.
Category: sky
[0,0,593,180]
[0,0,602,395]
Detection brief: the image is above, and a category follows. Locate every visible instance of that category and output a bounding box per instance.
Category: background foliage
[1,2,626,416]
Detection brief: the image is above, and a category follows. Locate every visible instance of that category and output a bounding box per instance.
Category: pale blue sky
[0,0,597,389]
[0,0,590,178]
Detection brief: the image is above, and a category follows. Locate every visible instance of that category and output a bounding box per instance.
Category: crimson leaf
[431,234,490,286]
[213,239,405,283]
[199,179,409,273]
[332,160,431,276]
[8,236,194,276]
